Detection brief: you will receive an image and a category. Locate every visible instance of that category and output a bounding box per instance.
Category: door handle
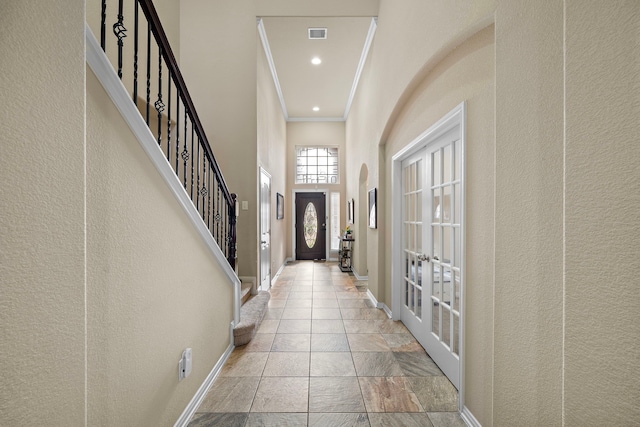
[261,241,267,244]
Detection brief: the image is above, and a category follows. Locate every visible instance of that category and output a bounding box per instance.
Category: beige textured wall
[286,122,347,259]
[350,1,639,423]
[381,25,495,425]
[346,0,496,304]
[257,33,288,274]
[86,69,234,425]
[345,64,380,292]
[493,1,565,424]
[0,1,86,424]
[564,1,640,424]
[255,0,379,17]
[180,0,259,279]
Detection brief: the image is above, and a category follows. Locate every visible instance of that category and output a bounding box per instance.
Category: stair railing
[98,0,237,270]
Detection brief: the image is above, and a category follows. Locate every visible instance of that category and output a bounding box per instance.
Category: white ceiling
[259,16,377,121]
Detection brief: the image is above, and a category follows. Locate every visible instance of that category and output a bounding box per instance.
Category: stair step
[233,291,270,346]
[240,281,252,305]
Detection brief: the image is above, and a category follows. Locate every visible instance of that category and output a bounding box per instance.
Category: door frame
[391,102,466,408]
[291,189,329,261]
[259,167,272,291]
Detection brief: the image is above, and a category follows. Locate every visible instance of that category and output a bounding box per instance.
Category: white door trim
[391,102,466,407]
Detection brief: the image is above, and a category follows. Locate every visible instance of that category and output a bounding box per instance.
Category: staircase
[94,0,272,346]
[95,0,237,271]
[232,280,270,345]
[234,292,270,346]
[240,280,252,305]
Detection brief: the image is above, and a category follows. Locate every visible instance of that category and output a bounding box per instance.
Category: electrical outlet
[178,348,192,381]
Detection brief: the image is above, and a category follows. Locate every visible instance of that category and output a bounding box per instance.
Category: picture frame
[276,193,284,220]
[348,198,355,224]
[368,188,377,229]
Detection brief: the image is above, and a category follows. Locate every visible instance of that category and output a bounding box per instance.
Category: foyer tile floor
[189,261,464,427]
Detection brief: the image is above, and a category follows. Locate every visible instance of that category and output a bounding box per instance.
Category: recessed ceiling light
[311,57,322,65]
[313,106,320,112]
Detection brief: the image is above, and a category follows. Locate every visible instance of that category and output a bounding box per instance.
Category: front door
[295,192,326,260]
[259,168,271,291]
[400,125,463,390]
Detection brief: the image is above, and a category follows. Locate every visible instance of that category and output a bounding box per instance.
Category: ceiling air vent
[308,28,327,40]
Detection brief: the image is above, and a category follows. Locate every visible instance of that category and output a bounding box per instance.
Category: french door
[259,168,271,291]
[400,125,463,390]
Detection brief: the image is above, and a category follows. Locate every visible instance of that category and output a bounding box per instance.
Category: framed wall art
[276,193,284,220]
[368,188,377,229]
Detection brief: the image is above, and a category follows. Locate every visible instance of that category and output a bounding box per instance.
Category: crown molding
[257,17,289,120]
[287,117,345,122]
[343,17,377,120]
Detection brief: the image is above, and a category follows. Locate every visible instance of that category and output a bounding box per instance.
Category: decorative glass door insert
[304,202,318,248]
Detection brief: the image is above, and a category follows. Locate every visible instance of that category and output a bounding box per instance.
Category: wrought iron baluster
[220,203,229,259]
[228,194,238,269]
[190,124,195,200]
[167,70,171,163]
[196,136,201,212]
[133,1,139,104]
[216,183,221,243]
[146,22,151,124]
[228,208,232,259]
[215,177,218,238]
[201,157,206,220]
[155,47,164,146]
[182,108,189,189]
[113,0,127,79]
[175,98,180,174]
[207,158,212,229]
[100,0,106,51]
[202,156,207,222]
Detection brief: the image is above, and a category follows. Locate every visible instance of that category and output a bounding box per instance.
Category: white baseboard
[366,290,392,318]
[380,303,392,318]
[271,262,287,286]
[352,267,368,281]
[367,289,378,306]
[461,405,481,427]
[173,337,234,426]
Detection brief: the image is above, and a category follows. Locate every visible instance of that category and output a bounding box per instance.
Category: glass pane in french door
[428,141,462,355]
[402,157,424,321]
